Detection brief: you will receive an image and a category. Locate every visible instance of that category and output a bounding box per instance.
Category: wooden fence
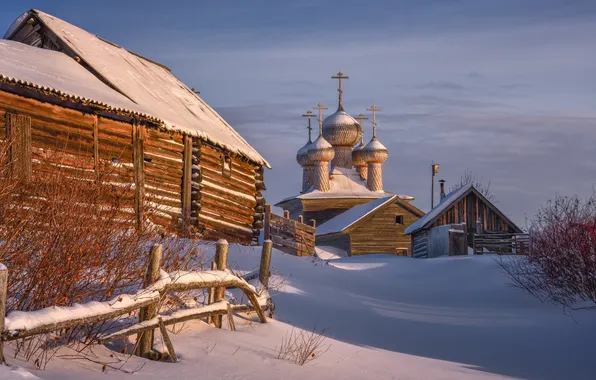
[263,205,316,256]
[473,232,530,255]
[0,240,273,364]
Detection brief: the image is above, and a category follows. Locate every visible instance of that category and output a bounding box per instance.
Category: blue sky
[2,1,596,225]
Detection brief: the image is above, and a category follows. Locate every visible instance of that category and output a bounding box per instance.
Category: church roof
[275,167,413,205]
[5,9,269,167]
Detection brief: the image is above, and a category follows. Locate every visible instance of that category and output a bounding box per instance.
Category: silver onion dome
[296,141,314,166]
[308,136,335,162]
[361,137,388,164]
[322,109,362,148]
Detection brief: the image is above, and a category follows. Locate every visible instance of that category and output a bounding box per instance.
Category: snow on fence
[473,232,530,255]
[264,205,316,256]
[0,240,274,364]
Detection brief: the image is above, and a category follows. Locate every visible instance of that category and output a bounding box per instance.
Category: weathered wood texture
[197,144,258,244]
[137,244,162,358]
[278,197,384,226]
[473,233,530,255]
[348,202,418,256]
[264,205,316,256]
[430,190,518,246]
[0,89,265,243]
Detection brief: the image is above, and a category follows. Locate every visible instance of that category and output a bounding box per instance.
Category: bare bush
[450,169,495,202]
[0,142,206,367]
[500,194,596,310]
[276,326,330,366]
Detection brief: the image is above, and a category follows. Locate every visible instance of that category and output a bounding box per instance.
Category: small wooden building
[405,183,522,258]
[315,195,425,256]
[0,10,269,244]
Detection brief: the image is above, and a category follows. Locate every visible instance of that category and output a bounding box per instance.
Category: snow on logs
[1,269,266,342]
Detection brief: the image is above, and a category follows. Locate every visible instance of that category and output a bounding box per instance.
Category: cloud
[415,81,466,91]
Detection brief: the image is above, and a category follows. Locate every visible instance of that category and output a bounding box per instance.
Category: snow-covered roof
[316,195,398,236]
[301,167,412,200]
[0,40,160,122]
[404,183,473,235]
[5,9,268,167]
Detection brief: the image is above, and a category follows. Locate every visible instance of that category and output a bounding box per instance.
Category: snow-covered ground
[4,246,596,380]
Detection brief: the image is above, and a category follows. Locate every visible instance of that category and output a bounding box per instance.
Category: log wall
[0,89,263,243]
[195,143,257,244]
[348,202,419,256]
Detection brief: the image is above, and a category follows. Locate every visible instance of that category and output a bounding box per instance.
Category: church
[276,73,425,256]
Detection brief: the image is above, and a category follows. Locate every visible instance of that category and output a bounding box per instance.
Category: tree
[499,194,596,311]
[450,169,496,202]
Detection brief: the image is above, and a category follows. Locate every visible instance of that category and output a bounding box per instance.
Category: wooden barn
[405,183,523,258]
[315,195,425,256]
[0,9,269,244]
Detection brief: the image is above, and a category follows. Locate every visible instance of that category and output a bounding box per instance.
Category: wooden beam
[132,122,145,229]
[182,135,193,234]
[213,240,228,328]
[136,244,162,358]
[158,317,178,362]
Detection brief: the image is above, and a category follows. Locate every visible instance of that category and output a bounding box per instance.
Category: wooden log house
[405,183,523,258]
[315,195,425,256]
[0,10,269,244]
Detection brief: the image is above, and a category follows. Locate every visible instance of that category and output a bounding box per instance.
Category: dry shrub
[0,141,206,367]
[500,194,596,310]
[277,326,330,366]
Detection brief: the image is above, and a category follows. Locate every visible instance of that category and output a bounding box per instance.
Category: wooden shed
[0,10,269,244]
[315,195,425,256]
[405,184,523,258]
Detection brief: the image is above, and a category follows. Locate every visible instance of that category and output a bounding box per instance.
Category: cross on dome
[302,110,316,143]
[313,103,328,135]
[331,71,349,110]
[367,105,382,138]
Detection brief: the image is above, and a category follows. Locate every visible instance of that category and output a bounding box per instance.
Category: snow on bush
[500,194,596,310]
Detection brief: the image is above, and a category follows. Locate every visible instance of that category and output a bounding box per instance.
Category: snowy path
[6,247,596,380]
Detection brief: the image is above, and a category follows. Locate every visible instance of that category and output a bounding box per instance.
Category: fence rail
[264,205,316,256]
[473,233,530,255]
[0,240,273,363]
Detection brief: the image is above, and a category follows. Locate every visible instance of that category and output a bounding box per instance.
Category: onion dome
[308,136,335,162]
[361,137,388,164]
[322,110,362,148]
[296,141,314,166]
[352,140,366,167]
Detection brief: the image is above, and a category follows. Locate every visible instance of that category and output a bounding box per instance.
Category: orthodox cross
[355,113,368,144]
[367,105,382,138]
[302,110,316,143]
[331,71,349,110]
[313,103,328,136]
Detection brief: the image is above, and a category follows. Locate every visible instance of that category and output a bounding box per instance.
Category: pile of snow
[314,246,348,260]
[5,245,596,380]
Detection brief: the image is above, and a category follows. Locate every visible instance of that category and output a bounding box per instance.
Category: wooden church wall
[349,202,418,256]
[303,198,378,226]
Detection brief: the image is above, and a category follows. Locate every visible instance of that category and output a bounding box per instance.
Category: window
[395,215,404,225]
[222,155,232,178]
[396,248,408,256]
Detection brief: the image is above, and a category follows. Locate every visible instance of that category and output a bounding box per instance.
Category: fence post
[207,261,216,324]
[264,204,271,241]
[137,244,162,358]
[310,219,316,228]
[259,240,273,288]
[283,210,290,219]
[0,264,7,365]
[298,215,304,224]
[214,239,228,328]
